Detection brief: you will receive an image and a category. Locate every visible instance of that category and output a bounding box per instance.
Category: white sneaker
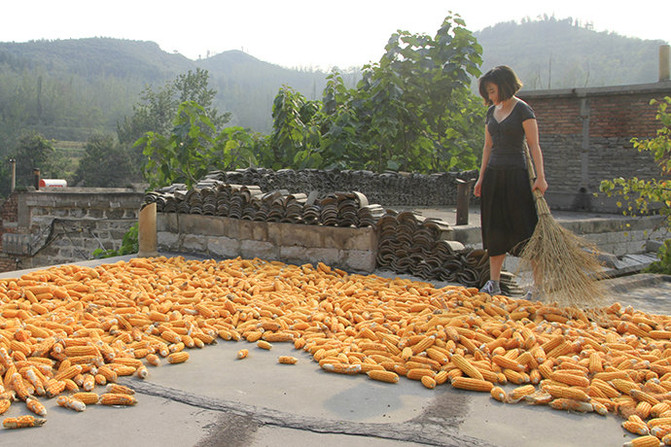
[480,280,501,295]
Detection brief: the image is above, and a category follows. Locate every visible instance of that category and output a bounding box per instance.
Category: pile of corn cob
[0,256,669,446]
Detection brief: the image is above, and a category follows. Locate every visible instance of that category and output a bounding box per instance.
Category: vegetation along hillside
[0,16,667,194]
[475,16,667,89]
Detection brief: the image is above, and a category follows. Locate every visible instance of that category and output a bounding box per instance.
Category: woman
[473,65,548,296]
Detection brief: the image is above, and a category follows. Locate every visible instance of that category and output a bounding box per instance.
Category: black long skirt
[480,166,538,257]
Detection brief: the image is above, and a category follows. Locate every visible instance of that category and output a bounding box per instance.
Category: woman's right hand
[473,178,483,197]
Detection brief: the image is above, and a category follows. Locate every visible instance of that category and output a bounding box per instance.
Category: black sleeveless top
[485,101,536,169]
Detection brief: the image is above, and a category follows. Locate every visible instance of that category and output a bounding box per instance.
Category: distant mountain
[474,17,667,89]
[0,18,666,147]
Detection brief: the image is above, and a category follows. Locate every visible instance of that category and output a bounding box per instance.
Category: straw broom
[519,143,608,310]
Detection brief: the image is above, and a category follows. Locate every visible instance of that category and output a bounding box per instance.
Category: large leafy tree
[140,101,260,189]
[73,133,135,187]
[118,68,231,179]
[267,13,484,173]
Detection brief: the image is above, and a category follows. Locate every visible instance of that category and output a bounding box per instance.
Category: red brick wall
[519,81,671,210]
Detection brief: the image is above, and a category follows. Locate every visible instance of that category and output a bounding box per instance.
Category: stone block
[182,234,207,253]
[343,228,377,251]
[221,218,240,239]
[278,223,323,248]
[240,240,277,260]
[279,246,309,265]
[157,231,180,250]
[180,215,225,236]
[207,237,240,259]
[342,250,376,273]
[304,247,341,266]
[158,214,179,233]
[238,220,268,241]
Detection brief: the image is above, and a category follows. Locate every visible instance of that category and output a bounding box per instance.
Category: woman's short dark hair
[478,66,523,105]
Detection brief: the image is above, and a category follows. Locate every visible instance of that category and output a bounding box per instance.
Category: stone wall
[157,213,377,273]
[0,188,144,272]
[519,80,671,211]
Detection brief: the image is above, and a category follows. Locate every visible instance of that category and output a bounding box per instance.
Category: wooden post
[137,203,158,257]
[456,178,475,226]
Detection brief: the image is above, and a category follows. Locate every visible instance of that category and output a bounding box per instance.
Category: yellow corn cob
[64,345,99,357]
[434,370,449,385]
[106,383,135,395]
[321,363,361,375]
[257,340,272,350]
[401,347,413,361]
[631,389,661,406]
[550,371,589,388]
[263,332,294,343]
[160,330,181,344]
[491,386,507,402]
[54,364,83,382]
[146,353,161,366]
[651,402,671,418]
[406,368,435,381]
[451,354,484,381]
[2,415,46,429]
[56,395,87,412]
[636,401,653,420]
[72,392,100,405]
[236,349,249,359]
[0,399,11,415]
[612,378,642,395]
[591,401,608,416]
[653,425,671,439]
[278,356,298,365]
[588,352,604,373]
[25,397,47,417]
[622,435,661,447]
[167,352,189,364]
[9,373,30,401]
[411,335,435,355]
[97,365,118,383]
[509,384,537,401]
[136,365,149,379]
[367,370,399,384]
[451,377,494,392]
[421,375,436,389]
[492,354,525,372]
[99,393,138,406]
[548,398,594,413]
[111,365,137,376]
[591,378,621,398]
[621,415,650,436]
[543,385,591,402]
[82,374,95,392]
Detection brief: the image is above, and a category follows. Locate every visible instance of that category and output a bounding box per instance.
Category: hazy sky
[2,0,669,69]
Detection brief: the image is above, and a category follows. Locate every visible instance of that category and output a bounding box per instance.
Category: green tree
[356,13,483,172]
[265,86,323,170]
[118,68,231,180]
[600,97,671,272]
[263,13,484,173]
[11,133,55,189]
[140,101,258,189]
[73,133,135,187]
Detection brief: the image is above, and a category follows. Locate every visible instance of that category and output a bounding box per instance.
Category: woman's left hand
[532,177,548,195]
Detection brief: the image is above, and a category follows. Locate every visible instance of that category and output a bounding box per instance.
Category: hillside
[0,17,667,150]
[474,17,666,89]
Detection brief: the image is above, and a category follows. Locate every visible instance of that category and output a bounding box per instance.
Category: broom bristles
[520,197,609,311]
